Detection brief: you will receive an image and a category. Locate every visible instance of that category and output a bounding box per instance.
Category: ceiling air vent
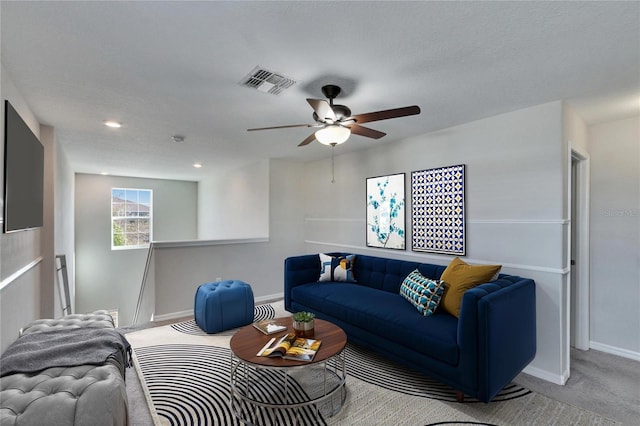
[240,66,297,95]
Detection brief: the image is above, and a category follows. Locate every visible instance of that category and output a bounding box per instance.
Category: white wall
[0,64,47,352]
[39,125,56,319]
[149,159,306,320]
[197,159,269,240]
[588,116,640,358]
[562,103,589,364]
[74,174,197,325]
[303,101,572,383]
[54,141,76,316]
[564,104,589,154]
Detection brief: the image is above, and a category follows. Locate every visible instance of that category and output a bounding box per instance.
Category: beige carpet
[126,301,617,426]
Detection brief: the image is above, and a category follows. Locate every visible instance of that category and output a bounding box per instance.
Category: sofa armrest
[457,277,536,401]
[284,254,322,311]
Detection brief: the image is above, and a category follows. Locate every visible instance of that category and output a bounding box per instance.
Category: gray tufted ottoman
[0,364,128,426]
[19,311,116,336]
[0,311,129,426]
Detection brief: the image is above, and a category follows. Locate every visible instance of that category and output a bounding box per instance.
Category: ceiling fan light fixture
[315,125,351,145]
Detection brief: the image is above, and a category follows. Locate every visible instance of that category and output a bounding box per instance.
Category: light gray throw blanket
[0,328,131,377]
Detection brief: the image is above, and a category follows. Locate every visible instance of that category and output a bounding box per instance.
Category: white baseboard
[152,292,284,323]
[521,342,640,386]
[153,309,192,322]
[522,365,569,385]
[255,292,284,304]
[589,341,640,362]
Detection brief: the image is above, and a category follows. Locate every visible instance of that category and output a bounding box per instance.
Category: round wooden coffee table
[229,317,347,424]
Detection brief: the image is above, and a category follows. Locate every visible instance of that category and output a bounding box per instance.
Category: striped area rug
[170,303,276,336]
[166,303,528,403]
[134,344,323,426]
[134,342,530,425]
[129,302,615,426]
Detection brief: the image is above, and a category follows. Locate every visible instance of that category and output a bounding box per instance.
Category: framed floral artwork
[411,164,465,255]
[366,173,406,250]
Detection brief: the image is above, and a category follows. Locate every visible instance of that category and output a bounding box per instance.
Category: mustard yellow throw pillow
[440,257,502,318]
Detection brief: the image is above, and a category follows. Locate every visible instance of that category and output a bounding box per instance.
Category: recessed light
[104,121,122,128]
[100,172,109,175]
[193,163,203,168]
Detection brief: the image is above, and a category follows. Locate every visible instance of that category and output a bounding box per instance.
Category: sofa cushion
[399,269,445,316]
[319,253,356,282]
[351,255,419,292]
[291,282,459,365]
[440,257,502,318]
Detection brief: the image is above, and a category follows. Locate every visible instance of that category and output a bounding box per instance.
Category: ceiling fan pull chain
[331,143,336,183]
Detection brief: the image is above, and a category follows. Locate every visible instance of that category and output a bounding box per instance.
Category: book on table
[252,319,287,335]
[257,332,322,362]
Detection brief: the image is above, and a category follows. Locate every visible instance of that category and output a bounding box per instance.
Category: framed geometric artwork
[411,164,465,255]
[366,173,406,250]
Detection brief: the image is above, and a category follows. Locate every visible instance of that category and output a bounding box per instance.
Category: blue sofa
[284,253,536,402]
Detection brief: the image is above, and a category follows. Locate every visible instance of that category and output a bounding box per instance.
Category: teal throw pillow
[399,269,445,316]
[319,253,356,282]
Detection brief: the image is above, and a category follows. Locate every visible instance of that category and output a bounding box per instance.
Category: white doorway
[570,148,590,351]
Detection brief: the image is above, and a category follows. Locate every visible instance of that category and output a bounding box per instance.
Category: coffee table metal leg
[230,354,347,424]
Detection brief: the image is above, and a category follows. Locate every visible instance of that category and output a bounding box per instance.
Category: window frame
[110,188,153,250]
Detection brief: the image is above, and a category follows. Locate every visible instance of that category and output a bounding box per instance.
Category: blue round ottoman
[194,280,254,333]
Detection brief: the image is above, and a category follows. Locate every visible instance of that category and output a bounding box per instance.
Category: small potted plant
[292,311,315,338]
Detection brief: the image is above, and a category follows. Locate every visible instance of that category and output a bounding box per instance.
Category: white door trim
[570,146,591,351]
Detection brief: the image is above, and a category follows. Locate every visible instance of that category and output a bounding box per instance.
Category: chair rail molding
[0,257,43,291]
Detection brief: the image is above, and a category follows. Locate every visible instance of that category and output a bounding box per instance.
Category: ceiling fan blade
[307,98,337,122]
[247,124,315,131]
[347,124,386,139]
[298,133,317,147]
[351,105,421,124]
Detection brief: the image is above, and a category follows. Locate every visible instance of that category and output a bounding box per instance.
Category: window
[111,188,152,250]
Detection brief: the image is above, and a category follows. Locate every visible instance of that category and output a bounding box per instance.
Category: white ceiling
[2,1,638,181]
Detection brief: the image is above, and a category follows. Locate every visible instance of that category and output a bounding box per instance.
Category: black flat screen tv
[3,100,44,233]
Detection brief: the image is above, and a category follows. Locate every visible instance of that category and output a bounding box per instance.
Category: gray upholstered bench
[0,311,129,426]
[19,310,116,336]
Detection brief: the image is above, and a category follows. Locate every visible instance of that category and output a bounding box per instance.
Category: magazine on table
[256,333,322,362]
[252,319,287,335]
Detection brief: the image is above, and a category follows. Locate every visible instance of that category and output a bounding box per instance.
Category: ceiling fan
[247,84,421,147]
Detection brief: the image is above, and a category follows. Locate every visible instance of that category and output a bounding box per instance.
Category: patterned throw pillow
[318,253,356,282]
[399,269,445,316]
